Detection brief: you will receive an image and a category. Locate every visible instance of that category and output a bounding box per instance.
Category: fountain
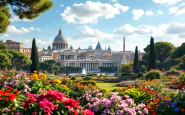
[81,68,87,76]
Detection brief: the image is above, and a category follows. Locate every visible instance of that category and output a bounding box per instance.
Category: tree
[171,43,185,59]
[120,62,133,74]
[147,36,156,71]
[0,5,10,33]
[0,42,12,70]
[133,46,139,73]
[9,50,31,69]
[30,38,39,73]
[0,0,54,34]
[144,42,175,64]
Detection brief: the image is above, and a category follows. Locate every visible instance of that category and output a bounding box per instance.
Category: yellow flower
[12,107,16,110]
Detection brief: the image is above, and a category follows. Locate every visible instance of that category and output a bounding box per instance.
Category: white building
[40,28,130,72]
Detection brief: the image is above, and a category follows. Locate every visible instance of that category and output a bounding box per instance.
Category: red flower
[8,94,16,101]
[6,86,12,91]
[145,88,149,91]
[63,98,79,109]
[82,109,94,115]
[71,110,78,115]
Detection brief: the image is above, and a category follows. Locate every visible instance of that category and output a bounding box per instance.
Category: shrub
[119,88,149,104]
[87,73,97,76]
[83,76,92,80]
[71,77,76,80]
[145,69,162,80]
[138,72,144,78]
[80,80,96,86]
[166,67,179,76]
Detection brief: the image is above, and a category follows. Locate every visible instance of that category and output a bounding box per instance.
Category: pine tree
[30,38,39,73]
[147,36,156,71]
[0,0,53,34]
[133,46,139,73]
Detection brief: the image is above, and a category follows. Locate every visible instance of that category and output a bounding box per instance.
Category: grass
[96,83,122,91]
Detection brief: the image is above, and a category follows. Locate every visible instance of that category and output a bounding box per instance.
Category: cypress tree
[30,38,39,73]
[147,36,156,71]
[133,46,139,73]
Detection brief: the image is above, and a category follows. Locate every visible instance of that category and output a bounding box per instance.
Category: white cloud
[166,23,185,34]
[10,16,33,22]
[75,26,113,39]
[169,3,185,15]
[60,4,64,7]
[146,10,154,16]
[7,26,30,34]
[132,9,144,20]
[60,1,128,24]
[157,10,163,15]
[36,28,42,31]
[0,34,9,38]
[114,3,129,12]
[29,27,35,31]
[110,0,117,2]
[153,0,181,4]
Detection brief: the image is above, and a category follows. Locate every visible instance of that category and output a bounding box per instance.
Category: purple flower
[104,109,110,113]
[22,72,27,76]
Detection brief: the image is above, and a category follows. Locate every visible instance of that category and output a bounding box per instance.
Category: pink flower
[82,109,94,115]
[143,108,148,114]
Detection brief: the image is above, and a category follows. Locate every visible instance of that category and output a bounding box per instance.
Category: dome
[54,28,67,43]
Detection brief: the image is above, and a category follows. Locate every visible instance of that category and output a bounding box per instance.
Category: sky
[1,0,185,52]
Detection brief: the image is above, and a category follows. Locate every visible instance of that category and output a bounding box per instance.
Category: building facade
[6,40,24,53]
[40,28,134,72]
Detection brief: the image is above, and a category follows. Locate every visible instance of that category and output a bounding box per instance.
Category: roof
[6,40,22,44]
[95,41,102,50]
[54,28,67,42]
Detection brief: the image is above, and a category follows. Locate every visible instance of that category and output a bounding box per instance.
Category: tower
[121,37,127,64]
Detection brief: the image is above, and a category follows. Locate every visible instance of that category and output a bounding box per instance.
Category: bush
[87,73,97,76]
[166,67,179,76]
[145,69,162,80]
[80,80,96,86]
[71,77,76,80]
[138,72,144,78]
[83,76,92,80]
[119,88,149,104]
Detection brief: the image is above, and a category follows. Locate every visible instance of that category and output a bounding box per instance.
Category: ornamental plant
[145,69,162,80]
[79,89,149,115]
[0,86,20,114]
[22,90,94,115]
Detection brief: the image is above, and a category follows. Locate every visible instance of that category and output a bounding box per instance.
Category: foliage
[147,36,156,71]
[9,50,31,69]
[0,0,54,34]
[133,46,140,73]
[144,42,175,63]
[163,59,181,70]
[138,72,144,78]
[40,60,60,74]
[169,72,185,89]
[166,67,179,76]
[0,42,12,70]
[171,43,185,59]
[145,69,162,80]
[83,76,92,80]
[80,80,96,86]
[0,5,10,33]
[60,66,82,73]
[140,65,147,73]
[30,38,39,73]
[120,62,133,74]
[71,77,76,80]
[99,66,118,73]
[119,88,149,104]
[87,73,97,76]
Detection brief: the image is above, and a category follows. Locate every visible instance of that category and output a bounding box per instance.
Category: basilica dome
[54,28,67,43]
[52,28,68,50]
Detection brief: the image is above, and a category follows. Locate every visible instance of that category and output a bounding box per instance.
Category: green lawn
[96,83,123,91]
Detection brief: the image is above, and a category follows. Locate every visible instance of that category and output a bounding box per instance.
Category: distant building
[130,51,145,62]
[5,40,24,53]
[39,53,53,62]
[39,28,129,72]
[23,48,42,59]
